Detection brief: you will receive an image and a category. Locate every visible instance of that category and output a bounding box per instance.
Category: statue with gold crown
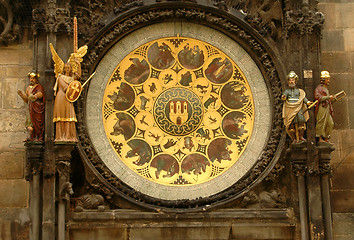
[50,17,88,142]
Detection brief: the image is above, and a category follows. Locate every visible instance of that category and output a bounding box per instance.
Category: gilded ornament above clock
[102,37,254,186]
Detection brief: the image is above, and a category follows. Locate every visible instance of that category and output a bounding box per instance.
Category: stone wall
[0,44,32,239]
[319,1,354,239]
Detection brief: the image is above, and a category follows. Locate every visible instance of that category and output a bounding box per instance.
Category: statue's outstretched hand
[28,94,37,102]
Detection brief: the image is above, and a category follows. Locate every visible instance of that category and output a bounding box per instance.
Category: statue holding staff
[282,71,312,144]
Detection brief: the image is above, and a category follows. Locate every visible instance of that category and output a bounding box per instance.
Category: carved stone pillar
[55,144,75,240]
[25,143,44,240]
[288,143,309,240]
[311,144,335,240]
[289,142,335,240]
[40,1,72,239]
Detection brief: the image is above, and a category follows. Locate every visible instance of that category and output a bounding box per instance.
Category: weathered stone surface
[0,132,26,152]
[231,224,294,239]
[70,228,127,240]
[0,80,2,109]
[349,98,354,129]
[330,130,354,168]
[0,49,32,65]
[331,190,354,212]
[318,3,337,30]
[0,110,27,132]
[321,30,344,51]
[333,213,354,238]
[321,52,351,73]
[6,66,32,78]
[331,163,354,190]
[0,152,24,179]
[130,226,231,240]
[2,78,27,109]
[332,98,349,129]
[0,179,28,208]
[329,73,352,97]
[335,3,354,28]
[343,29,354,51]
[0,208,30,240]
[0,67,5,76]
[0,221,11,240]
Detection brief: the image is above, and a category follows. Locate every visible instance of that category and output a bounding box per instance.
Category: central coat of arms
[154,87,203,136]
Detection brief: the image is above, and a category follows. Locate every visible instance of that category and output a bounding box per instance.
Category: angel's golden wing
[49,43,64,78]
[68,45,88,73]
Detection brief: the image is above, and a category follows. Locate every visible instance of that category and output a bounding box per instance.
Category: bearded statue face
[29,76,38,86]
[288,77,297,88]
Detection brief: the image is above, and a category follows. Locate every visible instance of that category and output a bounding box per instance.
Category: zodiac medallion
[102,37,255,186]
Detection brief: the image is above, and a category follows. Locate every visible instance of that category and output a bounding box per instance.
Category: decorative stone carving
[265,163,285,182]
[309,144,335,176]
[213,1,228,11]
[74,194,106,212]
[59,181,74,201]
[0,0,20,45]
[244,0,283,39]
[287,143,307,176]
[240,188,287,208]
[32,8,46,35]
[283,9,325,38]
[25,144,44,181]
[44,0,71,34]
[114,0,144,14]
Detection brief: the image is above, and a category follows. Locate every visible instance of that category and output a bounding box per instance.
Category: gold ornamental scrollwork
[102,37,254,186]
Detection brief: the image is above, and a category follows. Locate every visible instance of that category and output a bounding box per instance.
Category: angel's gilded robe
[53,74,77,122]
[53,74,77,142]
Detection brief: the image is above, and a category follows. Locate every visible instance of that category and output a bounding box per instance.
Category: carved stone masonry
[287,143,308,177]
[0,0,20,45]
[25,143,44,181]
[43,0,71,34]
[32,8,46,36]
[309,144,335,176]
[283,9,325,38]
[55,145,75,201]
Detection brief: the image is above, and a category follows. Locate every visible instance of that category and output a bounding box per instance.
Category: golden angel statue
[50,43,87,142]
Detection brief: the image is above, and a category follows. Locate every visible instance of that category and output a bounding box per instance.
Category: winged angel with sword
[50,39,88,142]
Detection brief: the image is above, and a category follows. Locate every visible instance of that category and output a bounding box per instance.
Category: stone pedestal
[288,142,335,240]
[55,144,76,240]
[25,143,44,240]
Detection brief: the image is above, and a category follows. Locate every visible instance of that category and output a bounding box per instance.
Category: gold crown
[28,71,40,78]
[320,71,330,79]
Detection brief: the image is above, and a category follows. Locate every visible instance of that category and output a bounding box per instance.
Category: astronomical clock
[82,22,276,207]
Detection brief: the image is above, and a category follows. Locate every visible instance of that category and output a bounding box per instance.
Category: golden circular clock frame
[102,37,255,186]
[84,22,273,202]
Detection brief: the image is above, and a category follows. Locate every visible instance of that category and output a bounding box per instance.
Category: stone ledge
[70,208,295,223]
